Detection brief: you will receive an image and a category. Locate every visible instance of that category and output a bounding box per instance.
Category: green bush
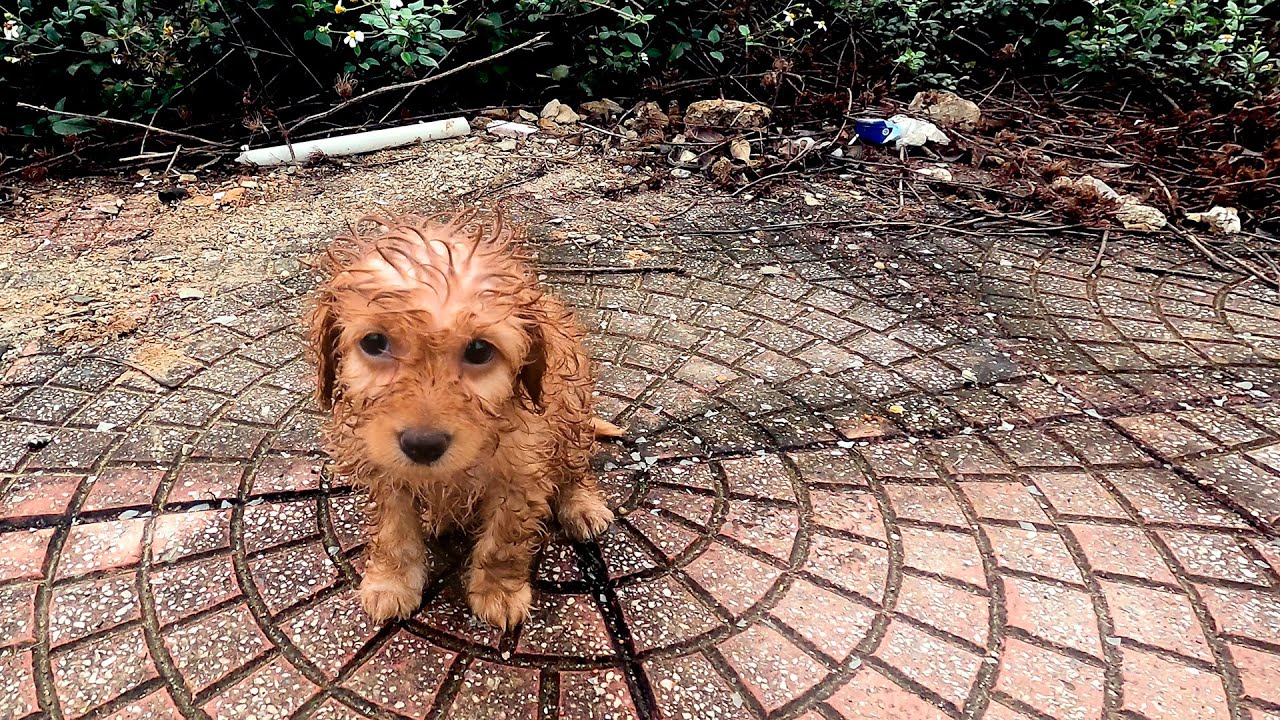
[1,0,1276,143]
[1048,0,1275,97]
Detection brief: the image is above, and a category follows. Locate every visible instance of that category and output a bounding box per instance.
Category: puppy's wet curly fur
[308,210,620,628]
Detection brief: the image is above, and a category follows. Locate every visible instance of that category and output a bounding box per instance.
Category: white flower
[3,20,19,40]
[1218,33,1234,43]
[343,29,364,47]
[388,0,403,7]
[783,10,796,24]
[4,55,19,63]
[815,19,827,30]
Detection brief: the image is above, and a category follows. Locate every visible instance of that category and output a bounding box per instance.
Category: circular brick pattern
[3,226,1280,720]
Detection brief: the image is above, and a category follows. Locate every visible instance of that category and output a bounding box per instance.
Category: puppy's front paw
[467,581,532,630]
[359,572,423,623]
[559,495,615,542]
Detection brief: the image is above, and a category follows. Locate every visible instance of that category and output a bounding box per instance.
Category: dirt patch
[0,135,627,353]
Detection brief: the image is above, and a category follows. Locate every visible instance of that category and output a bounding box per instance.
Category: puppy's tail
[592,416,626,438]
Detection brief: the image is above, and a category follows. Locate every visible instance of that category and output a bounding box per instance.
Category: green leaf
[51,117,94,135]
[315,30,333,47]
[709,49,724,61]
[621,31,643,47]
[550,63,570,80]
[707,27,720,42]
[437,28,466,38]
[400,50,415,64]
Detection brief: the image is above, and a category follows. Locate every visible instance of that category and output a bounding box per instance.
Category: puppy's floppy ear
[307,294,341,410]
[518,323,547,411]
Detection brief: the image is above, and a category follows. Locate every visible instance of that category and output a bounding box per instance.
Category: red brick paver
[4,212,1280,719]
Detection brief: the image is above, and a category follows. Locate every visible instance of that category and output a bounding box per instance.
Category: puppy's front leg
[466,491,547,629]
[359,484,426,622]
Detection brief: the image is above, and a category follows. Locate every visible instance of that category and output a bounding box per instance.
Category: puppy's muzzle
[398,428,452,465]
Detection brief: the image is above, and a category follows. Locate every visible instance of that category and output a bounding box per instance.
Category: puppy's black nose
[398,429,451,465]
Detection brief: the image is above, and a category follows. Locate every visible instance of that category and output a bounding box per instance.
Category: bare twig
[731,170,798,197]
[163,145,182,176]
[140,49,236,156]
[580,122,634,141]
[213,0,267,100]
[242,2,324,90]
[79,355,185,389]
[1087,230,1110,276]
[541,264,684,274]
[380,47,454,124]
[288,33,547,134]
[657,198,703,221]
[16,103,227,148]
[1168,225,1279,289]
[637,218,1065,239]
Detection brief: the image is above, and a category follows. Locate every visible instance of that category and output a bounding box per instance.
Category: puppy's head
[308,210,547,478]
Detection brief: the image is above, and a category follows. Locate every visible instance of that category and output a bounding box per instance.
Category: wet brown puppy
[308,210,620,629]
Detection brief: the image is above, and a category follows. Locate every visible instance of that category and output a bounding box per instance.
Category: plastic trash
[854,117,899,145]
[853,115,950,148]
[487,121,538,139]
[236,117,470,166]
[889,115,950,147]
[914,166,953,182]
[1186,206,1241,234]
[1051,175,1168,230]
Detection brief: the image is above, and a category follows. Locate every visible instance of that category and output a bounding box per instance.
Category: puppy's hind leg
[359,484,427,623]
[591,416,626,438]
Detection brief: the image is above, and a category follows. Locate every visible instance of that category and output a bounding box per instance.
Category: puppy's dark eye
[359,333,389,356]
[463,339,496,365]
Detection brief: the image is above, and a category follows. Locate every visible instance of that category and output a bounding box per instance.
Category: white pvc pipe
[235,117,471,166]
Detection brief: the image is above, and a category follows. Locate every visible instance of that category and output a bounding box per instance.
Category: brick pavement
[3,212,1280,719]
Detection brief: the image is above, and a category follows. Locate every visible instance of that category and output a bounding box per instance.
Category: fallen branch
[637,218,1069,239]
[540,265,685,274]
[288,33,547,134]
[1168,225,1279,289]
[16,102,228,148]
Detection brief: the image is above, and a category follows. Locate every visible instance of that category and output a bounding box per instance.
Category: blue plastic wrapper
[854,117,901,145]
